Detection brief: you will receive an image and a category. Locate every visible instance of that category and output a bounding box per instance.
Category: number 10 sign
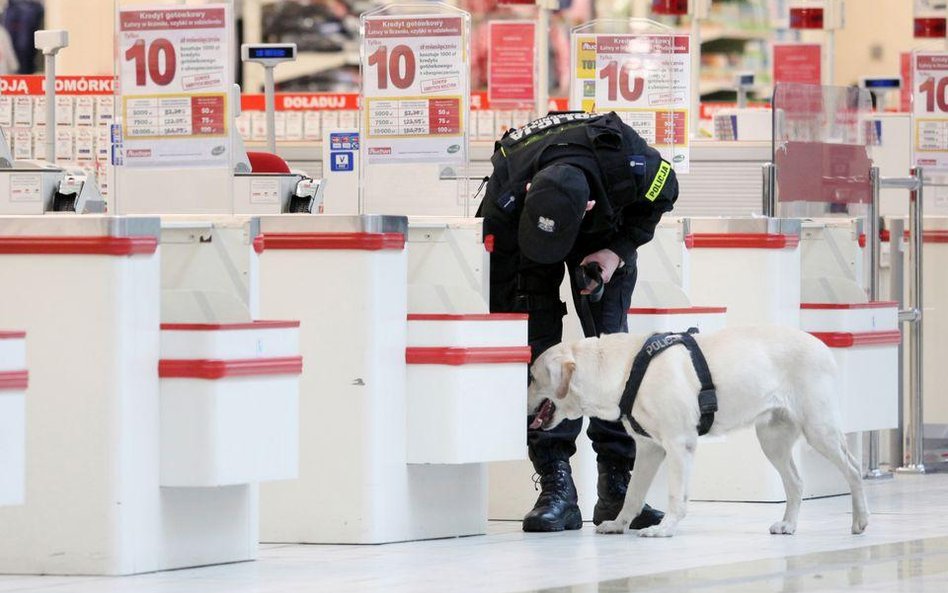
[913,52,948,172]
[117,4,233,168]
[360,13,469,164]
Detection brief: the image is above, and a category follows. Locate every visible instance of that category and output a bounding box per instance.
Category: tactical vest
[491,112,643,212]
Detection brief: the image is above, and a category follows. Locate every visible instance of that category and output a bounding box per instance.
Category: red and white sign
[117,4,233,168]
[774,43,822,86]
[361,14,468,164]
[488,21,535,107]
[571,33,691,172]
[0,76,114,96]
[913,52,948,172]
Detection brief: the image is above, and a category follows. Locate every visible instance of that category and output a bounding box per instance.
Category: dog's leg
[802,422,870,534]
[638,435,696,538]
[596,436,665,535]
[755,411,803,534]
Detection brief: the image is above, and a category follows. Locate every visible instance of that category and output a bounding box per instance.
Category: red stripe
[878,230,948,243]
[406,346,532,365]
[629,307,727,315]
[0,236,158,256]
[801,301,898,310]
[253,233,405,253]
[858,233,866,248]
[161,321,300,331]
[0,331,26,339]
[159,356,303,380]
[408,313,528,321]
[684,233,800,249]
[0,370,28,391]
[809,330,902,348]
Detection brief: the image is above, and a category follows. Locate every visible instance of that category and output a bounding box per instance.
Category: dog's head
[527,342,585,430]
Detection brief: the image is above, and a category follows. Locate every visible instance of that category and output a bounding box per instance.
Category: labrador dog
[528,325,869,538]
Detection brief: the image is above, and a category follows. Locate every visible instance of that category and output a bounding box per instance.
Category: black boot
[592,461,665,529]
[522,460,582,532]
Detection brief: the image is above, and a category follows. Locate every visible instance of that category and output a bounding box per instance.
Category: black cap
[518,164,590,264]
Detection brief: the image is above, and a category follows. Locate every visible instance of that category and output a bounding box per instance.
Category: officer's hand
[580,249,623,292]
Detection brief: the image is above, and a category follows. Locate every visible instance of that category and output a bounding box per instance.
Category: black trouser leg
[567,254,639,466]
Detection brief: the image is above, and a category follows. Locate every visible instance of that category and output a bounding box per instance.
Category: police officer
[478,111,678,532]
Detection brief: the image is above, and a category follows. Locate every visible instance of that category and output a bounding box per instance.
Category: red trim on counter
[0,236,158,256]
[408,313,528,321]
[0,331,26,339]
[809,330,902,348]
[629,307,727,315]
[684,233,800,249]
[0,370,28,391]
[406,346,532,365]
[253,232,405,254]
[879,230,948,243]
[161,321,300,331]
[802,301,898,310]
[159,356,303,380]
[484,234,495,253]
[858,234,866,248]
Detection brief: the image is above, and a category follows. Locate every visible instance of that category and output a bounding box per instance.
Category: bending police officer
[477,111,679,532]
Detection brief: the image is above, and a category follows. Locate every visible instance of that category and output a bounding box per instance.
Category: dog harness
[618,328,718,438]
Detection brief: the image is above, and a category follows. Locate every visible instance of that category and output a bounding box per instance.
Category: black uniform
[477,111,678,469]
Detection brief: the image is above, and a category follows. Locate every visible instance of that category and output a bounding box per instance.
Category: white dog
[527,325,869,538]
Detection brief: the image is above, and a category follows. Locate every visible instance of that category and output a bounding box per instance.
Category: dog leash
[618,328,718,438]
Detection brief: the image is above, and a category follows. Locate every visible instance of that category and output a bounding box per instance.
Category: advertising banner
[488,21,535,106]
[361,15,468,164]
[570,32,690,172]
[774,43,822,86]
[913,52,948,172]
[117,4,233,168]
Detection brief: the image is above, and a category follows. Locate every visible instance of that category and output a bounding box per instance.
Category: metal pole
[264,65,276,154]
[898,167,926,474]
[865,167,891,479]
[536,0,551,117]
[889,217,906,468]
[44,53,56,163]
[761,162,775,217]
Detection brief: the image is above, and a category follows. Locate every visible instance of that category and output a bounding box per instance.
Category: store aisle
[1,474,947,593]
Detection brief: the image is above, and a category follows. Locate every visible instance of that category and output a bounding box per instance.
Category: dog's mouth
[529,398,556,430]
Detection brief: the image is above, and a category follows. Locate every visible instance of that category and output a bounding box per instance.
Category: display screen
[248,46,294,59]
[863,79,900,89]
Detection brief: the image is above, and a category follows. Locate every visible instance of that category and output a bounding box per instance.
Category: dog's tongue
[529,399,555,430]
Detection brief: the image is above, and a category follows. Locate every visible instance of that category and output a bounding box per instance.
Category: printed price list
[368,97,461,137]
[917,120,948,151]
[125,94,226,138]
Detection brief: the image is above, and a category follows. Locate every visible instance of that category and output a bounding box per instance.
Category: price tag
[10,173,42,202]
[571,33,691,172]
[913,52,948,172]
[361,14,468,164]
[117,4,233,168]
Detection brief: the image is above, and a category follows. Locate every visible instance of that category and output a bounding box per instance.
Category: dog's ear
[554,358,576,400]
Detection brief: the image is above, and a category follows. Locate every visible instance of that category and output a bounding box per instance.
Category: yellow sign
[575,36,597,80]
[645,160,671,201]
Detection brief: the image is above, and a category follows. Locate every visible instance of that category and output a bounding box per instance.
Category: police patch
[645,160,671,202]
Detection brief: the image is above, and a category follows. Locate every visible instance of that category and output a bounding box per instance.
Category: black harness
[618,328,718,438]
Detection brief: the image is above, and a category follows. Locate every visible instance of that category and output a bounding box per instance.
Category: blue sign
[330,132,359,151]
[331,151,354,172]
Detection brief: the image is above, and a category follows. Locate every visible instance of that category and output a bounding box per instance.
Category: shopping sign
[488,21,536,106]
[117,4,233,168]
[571,33,690,172]
[773,43,822,86]
[361,15,468,164]
[913,52,948,172]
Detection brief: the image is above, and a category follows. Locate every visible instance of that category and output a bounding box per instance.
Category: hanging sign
[913,52,948,172]
[774,43,822,86]
[488,21,536,106]
[571,33,691,172]
[361,15,468,164]
[117,4,233,168]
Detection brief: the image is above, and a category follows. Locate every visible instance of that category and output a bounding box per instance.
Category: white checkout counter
[0,216,302,575]
[0,330,26,507]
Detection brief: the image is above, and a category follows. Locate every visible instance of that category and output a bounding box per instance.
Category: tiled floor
[2,474,948,592]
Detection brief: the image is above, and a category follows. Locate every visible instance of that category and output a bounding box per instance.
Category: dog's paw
[851,514,869,535]
[769,521,796,535]
[596,520,628,535]
[638,523,676,538]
